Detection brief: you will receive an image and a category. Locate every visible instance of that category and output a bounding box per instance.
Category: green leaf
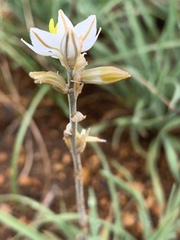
[10,85,50,193]
[147,138,165,208]
[163,135,180,182]
[0,211,49,240]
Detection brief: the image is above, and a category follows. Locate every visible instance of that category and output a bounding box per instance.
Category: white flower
[21,9,101,68]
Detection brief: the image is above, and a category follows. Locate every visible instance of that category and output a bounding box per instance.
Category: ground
[0,63,177,239]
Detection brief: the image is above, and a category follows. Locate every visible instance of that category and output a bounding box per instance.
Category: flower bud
[81,66,131,84]
[29,71,70,94]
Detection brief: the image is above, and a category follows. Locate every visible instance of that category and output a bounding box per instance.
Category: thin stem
[66,70,87,234]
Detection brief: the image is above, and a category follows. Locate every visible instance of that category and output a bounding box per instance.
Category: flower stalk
[66,70,87,236]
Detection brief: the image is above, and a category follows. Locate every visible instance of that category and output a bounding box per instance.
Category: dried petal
[71,111,86,122]
[29,71,70,94]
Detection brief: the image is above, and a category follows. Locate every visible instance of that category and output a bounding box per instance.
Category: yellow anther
[49,18,58,34]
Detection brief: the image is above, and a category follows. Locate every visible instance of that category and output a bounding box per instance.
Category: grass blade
[10,85,49,193]
[0,211,49,240]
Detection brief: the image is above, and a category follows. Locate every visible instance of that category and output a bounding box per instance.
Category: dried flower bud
[81,66,131,84]
[29,71,70,94]
[63,124,106,153]
[71,111,86,122]
[76,128,106,153]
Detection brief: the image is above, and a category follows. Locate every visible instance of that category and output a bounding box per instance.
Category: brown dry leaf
[0,152,8,163]
[0,174,5,185]
[145,195,155,208]
[99,198,109,209]
[82,167,90,186]
[18,176,41,188]
[123,212,135,227]
[51,148,61,160]
[88,154,100,171]
[62,153,71,165]
[59,172,66,181]
[133,181,144,193]
[18,153,25,166]
[31,178,42,188]
[18,176,32,186]
[151,202,161,216]
[0,204,12,214]
[52,163,63,172]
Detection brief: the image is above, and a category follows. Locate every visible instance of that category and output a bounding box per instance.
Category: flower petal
[74,15,96,38]
[74,15,99,51]
[21,28,64,58]
[81,28,101,51]
[86,136,106,143]
[30,28,61,49]
[21,38,59,58]
[57,10,74,35]
[60,29,81,60]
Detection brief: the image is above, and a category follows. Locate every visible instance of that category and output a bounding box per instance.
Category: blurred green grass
[0,0,180,239]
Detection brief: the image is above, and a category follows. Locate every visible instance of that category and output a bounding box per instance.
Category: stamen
[49,19,58,34]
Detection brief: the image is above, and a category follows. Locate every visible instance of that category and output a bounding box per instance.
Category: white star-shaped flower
[21,10,100,68]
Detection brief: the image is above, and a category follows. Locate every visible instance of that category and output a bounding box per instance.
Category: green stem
[66,70,87,233]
